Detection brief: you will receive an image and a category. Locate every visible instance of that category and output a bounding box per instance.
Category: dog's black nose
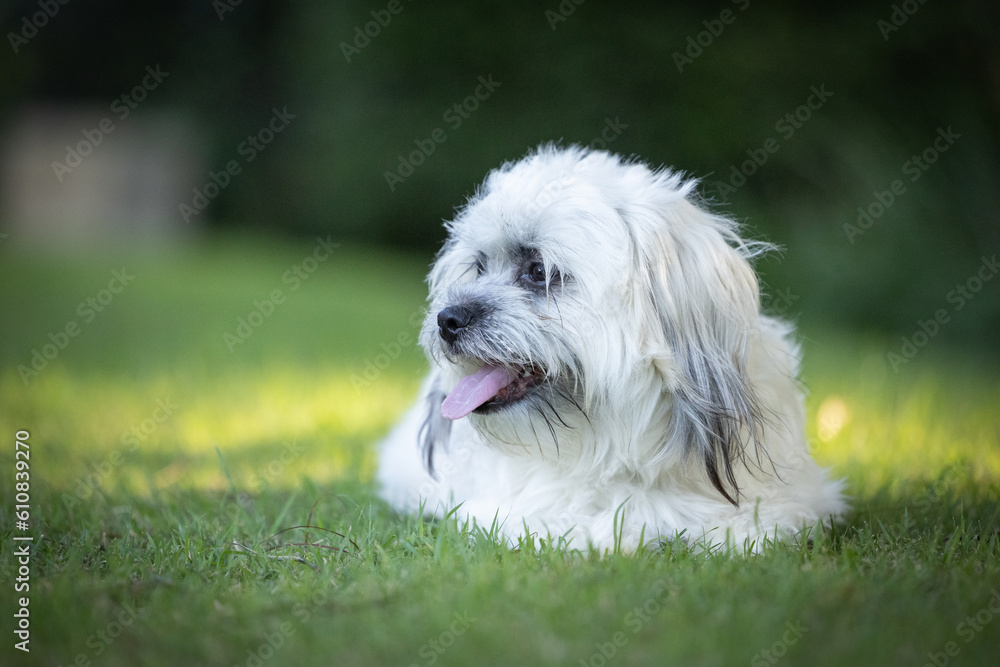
[438,305,475,345]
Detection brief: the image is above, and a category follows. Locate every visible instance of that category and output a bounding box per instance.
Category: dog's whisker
[540,395,571,430]
[538,410,559,458]
[558,385,591,426]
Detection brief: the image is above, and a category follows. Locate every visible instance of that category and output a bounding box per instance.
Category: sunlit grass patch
[801,334,1000,501]
[2,362,422,499]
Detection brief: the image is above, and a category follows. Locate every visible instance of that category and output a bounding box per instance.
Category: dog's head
[419,145,770,504]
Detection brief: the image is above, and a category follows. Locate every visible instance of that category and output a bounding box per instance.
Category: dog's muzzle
[434,302,549,419]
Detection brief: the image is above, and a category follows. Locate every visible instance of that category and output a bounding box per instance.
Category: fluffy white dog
[377,145,845,552]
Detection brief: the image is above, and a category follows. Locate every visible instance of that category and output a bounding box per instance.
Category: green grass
[1,236,999,667]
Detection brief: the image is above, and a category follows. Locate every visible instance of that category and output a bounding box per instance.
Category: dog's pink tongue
[441,365,515,420]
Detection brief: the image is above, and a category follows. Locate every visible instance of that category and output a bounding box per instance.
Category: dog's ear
[418,373,452,477]
[640,193,769,506]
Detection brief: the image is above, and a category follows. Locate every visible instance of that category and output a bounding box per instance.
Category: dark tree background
[1,0,998,345]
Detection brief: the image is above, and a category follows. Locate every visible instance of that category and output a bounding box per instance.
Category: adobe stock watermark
[383,74,502,191]
[521,116,630,220]
[843,126,960,243]
[55,600,145,666]
[340,0,412,62]
[13,429,32,653]
[246,440,306,493]
[213,0,245,21]
[579,579,673,666]
[410,441,474,508]
[192,443,304,534]
[921,589,1000,667]
[760,281,800,317]
[750,619,809,666]
[672,0,752,73]
[7,0,72,54]
[407,611,477,667]
[17,268,135,386]
[223,236,339,352]
[709,84,833,203]
[877,0,930,41]
[233,586,348,667]
[180,106,296,223]
[234,577,364,667]
[912,463,965,514]
[586,116,628,152]
[885,254,998,372]
[51,65,170,182]
[350,309,424,392]
[232,621,297,667]
[545,0,587,31]
[60,397,178,509]
[189,490,255,536]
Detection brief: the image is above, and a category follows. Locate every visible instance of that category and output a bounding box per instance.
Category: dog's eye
[523,261,548,285]
[474,255,486,276]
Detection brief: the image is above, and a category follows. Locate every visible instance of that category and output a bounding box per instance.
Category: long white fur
[376,145,845,552]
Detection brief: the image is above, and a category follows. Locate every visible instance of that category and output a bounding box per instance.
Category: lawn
[1,236,999,667]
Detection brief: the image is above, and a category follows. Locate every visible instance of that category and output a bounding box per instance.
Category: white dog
[377,145,845,552]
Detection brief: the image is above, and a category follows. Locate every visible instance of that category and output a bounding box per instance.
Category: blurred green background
[2,5,1000,666]
[1,0,997,345]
